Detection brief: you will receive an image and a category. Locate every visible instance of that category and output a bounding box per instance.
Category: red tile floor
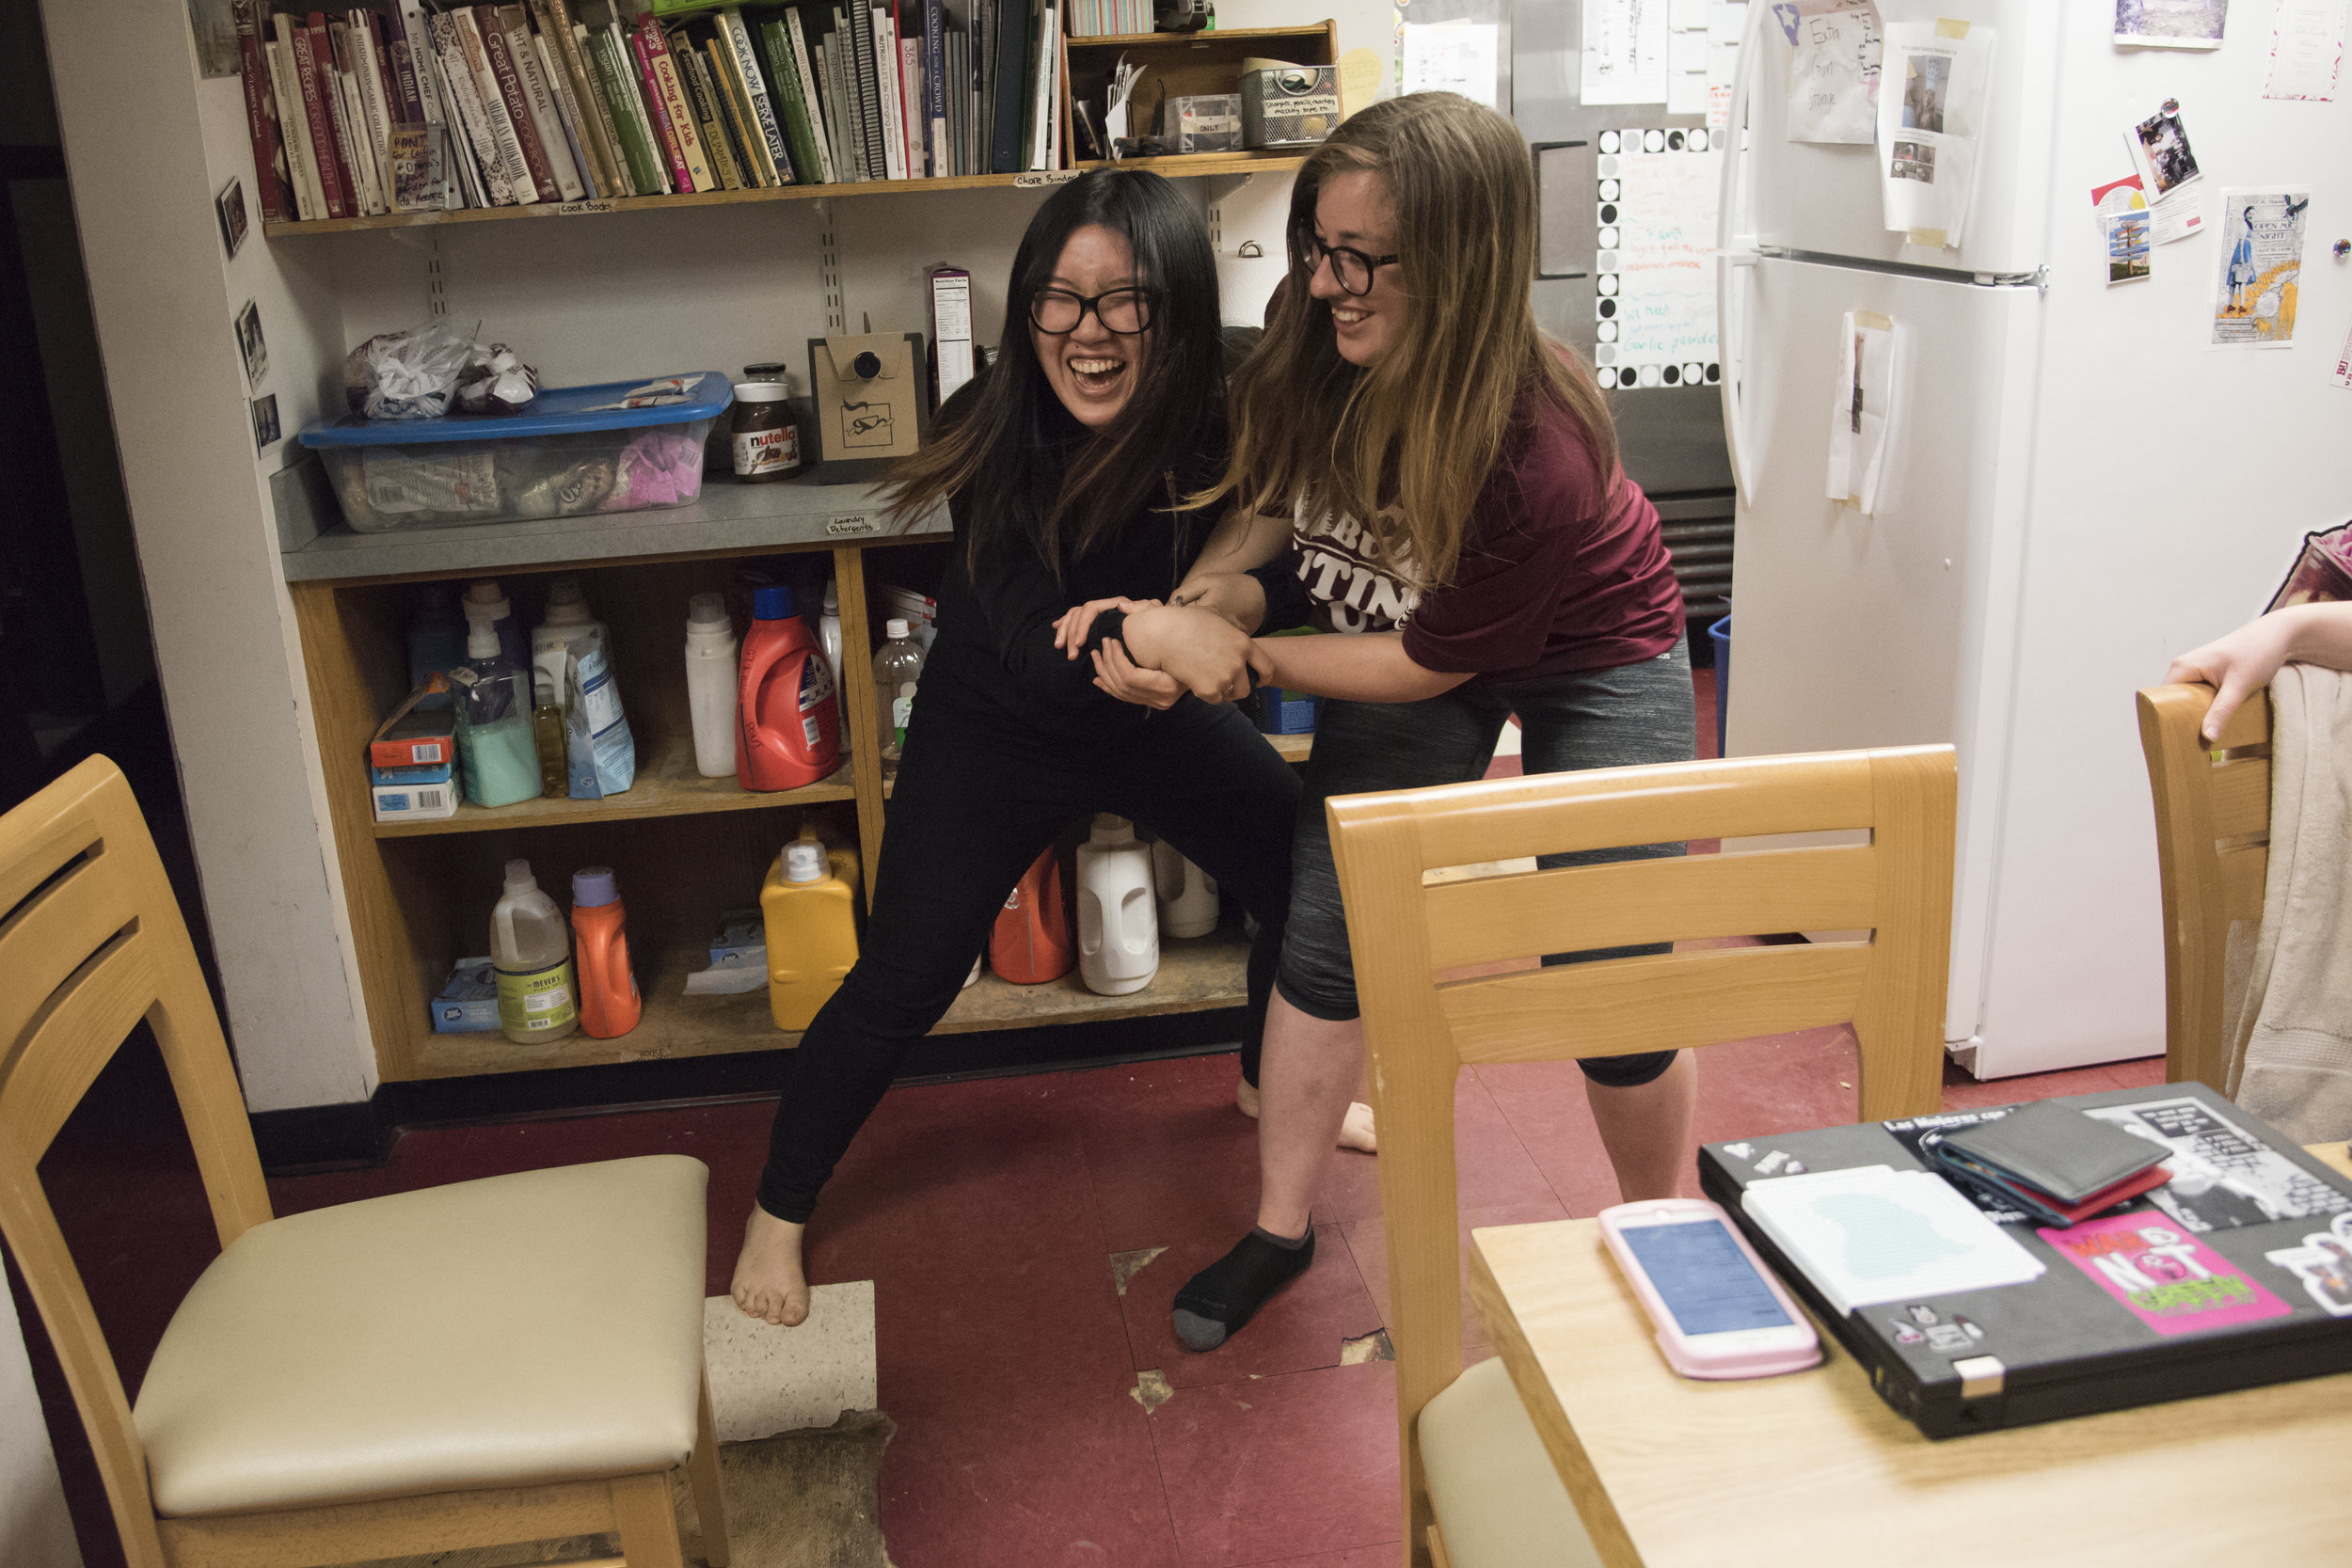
[18,663,2170,1568]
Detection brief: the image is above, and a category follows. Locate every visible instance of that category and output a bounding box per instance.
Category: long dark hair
[881,169,1225,578]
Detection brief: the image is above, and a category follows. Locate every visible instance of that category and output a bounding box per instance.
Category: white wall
[36,0,1403,1115]
[1,1284,83,1568]
[41,0,373,1113]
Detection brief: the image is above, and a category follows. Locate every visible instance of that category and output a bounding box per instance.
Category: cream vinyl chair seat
[1415,1357,1600,1568]
[135,1156,708,1518]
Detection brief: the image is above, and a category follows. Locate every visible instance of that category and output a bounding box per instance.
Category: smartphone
[1597,1198,1822,1380]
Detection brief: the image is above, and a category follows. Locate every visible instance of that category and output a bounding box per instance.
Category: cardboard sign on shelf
[807,332,930,483]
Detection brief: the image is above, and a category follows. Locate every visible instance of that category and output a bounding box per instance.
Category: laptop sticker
[2041,1212,2292,1337]
[2264,1212,2352,1317]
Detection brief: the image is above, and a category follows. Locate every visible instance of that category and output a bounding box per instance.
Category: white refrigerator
[1714,2,2352,1077]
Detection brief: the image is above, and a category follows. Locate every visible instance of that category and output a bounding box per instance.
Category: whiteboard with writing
[1592,130,1723,390]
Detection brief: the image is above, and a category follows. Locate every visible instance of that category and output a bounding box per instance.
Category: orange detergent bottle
[569,866,641,1038]
[991,845,1074,984]
[762,837,860,1030]
[738,584,842,791]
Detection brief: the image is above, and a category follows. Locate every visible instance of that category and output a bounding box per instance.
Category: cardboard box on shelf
[807,332,929,483]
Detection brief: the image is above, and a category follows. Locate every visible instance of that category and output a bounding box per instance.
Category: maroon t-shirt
[1256,382,1685,680]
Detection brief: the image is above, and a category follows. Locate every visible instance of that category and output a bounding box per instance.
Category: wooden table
[1469,1143,2352,1567]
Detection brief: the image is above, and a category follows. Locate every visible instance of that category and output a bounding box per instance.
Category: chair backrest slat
[1328,744,1955,1565]
[2137,684,2273,1092]
[1396,752,1878,871]
[1424,843,1878,969]
[1439,942,1874,1065]
[0,758,278,1568]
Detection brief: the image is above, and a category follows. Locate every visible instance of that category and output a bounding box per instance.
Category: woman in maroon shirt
[1058,92,1697,1351]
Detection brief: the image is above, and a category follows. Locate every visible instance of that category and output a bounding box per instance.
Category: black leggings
[755,696,1301,1223]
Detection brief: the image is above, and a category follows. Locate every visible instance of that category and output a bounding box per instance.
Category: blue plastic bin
[300,372,733,531]
[1708,616,1731,758]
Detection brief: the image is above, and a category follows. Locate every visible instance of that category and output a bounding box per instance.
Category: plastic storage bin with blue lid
[299,372,735,533]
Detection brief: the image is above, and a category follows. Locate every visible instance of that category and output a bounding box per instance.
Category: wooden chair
[1327,746,1956,1568]
[0,757,730,1568]
[2136,683,2272,1095]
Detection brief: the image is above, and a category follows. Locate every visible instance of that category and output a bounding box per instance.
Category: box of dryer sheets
[371,761,458,825]
[430,958,501,1033]
[369,678,455,768]
[1699,1081,2352,1441]
[1170,95,1244,154]
[1241,66,1339,150]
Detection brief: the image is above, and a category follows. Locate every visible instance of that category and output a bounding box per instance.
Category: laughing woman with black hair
[731,170,1297,1326]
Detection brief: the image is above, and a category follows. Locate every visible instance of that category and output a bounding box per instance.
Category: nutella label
[733,424,799,476]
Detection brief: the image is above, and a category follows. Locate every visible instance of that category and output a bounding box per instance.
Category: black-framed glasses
[1295,231,1400,296]
[1030,287,1156,335]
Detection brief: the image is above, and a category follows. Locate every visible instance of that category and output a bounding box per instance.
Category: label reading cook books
[2040,1212,2291,1338]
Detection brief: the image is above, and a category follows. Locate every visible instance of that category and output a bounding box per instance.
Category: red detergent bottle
[739,584,842,790]
[991,845,1075,984]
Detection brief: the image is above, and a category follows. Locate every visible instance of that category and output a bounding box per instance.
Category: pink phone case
[1597,1197,1822,1380]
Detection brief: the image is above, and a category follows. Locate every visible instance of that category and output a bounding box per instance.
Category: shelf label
[1013,171,1082,188]
[826,514,879,535]
[551,200,617,216]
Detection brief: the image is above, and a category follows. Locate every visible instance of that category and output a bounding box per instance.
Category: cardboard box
[806,332,930,483]
[369,705,455,768]
[930,269,976,406]
[1170,94,1244,154]
[372,765,459,825]
[1242,66,1340,150]
[430,957,501,1033]
[709,910,767,969]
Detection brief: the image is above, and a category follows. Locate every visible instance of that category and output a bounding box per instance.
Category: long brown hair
[1207,92,1619,589]
[879,169,1226,578]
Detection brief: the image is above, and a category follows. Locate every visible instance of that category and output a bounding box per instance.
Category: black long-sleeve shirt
[916,384,1223,745]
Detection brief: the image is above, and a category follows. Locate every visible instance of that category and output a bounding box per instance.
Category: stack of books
[235,0,1071,226]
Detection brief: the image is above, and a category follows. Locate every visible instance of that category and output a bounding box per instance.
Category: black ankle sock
[1171,1224,1314,1352]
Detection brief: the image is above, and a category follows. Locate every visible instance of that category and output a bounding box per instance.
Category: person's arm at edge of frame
[2167,601,2352,741]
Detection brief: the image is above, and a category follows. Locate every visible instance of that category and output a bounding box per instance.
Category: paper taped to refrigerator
[1875,23,1994,249]
[1782,0,1882,144]
[1707,0,1748,130]
[1400,22,1501,110]
[2210,188,2309,348]
[2265,0,2348,101]
[1827,310,1896,515]
[1583,0,1671,103]
[1592,130,1721,391]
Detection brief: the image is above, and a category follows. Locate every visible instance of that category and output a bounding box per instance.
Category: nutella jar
[730,379,803,483]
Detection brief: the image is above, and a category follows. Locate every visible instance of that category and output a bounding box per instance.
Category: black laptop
[1698,1081,2352,1438]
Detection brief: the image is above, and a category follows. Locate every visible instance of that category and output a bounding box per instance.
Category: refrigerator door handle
[1531,140,1590,280]
[1717,0,1769,499]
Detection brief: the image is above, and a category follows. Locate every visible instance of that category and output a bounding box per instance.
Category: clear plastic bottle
[452,625,540,808]
[491,858,578,1043]
[685,592,739,778]
[531,672,567,798]
[872,617,926,778]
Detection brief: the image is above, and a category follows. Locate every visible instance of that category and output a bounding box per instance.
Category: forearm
[1176,510,1292,597]
[2280,602,2352,671]
[1255,632,1472,704]
[1171,571,1269,633]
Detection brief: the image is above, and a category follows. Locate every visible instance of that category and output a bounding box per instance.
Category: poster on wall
[2113,0,2229,48]
[1591,129,1721,391]
[1876,23,1994,248]
[2210,189,2310,348]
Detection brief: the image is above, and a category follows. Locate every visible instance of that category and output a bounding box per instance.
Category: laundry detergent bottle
[1150,840,1221,939]
[739,584,842,790]
[992,845,1074,984]
[1076,815,1158,996]
[569,866,642,1039]
[490,859,578,1043]
[761,837,860,1030]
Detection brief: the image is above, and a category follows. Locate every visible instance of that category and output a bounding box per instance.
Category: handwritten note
[1400,22,1502,109]
[1584,0,1671,104]
[1595,142,1722,389]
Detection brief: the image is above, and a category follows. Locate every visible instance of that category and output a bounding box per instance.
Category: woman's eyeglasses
[1030,287,1156,336]
[1295,232,1400,296]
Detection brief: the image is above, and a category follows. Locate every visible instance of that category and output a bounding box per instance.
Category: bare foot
[730,1206,811,1326]
[1236,1076,1376,1153]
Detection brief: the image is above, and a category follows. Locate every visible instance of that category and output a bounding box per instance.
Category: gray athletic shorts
[1276,636,1696,1088]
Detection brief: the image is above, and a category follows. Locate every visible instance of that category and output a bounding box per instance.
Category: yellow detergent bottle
[762,837,860,1030]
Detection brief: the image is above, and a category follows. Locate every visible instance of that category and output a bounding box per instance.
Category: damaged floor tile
[1110,1245,1168,1295]
[704,1281,879,1442]
[1339,1328,1394,1366]
[1131,1369,1175,1413]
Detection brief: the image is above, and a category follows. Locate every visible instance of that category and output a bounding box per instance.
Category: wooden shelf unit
[1062,24,1337,163]
[293,531,1313,1085]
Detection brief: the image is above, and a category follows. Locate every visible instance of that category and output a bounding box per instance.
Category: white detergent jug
[1150,839,1220,938]
[1077,815,1158,995]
